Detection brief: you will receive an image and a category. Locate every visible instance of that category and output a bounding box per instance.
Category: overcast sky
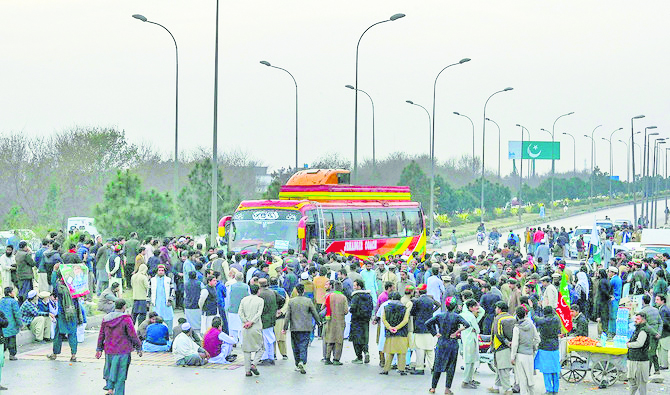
[2,1,668,180]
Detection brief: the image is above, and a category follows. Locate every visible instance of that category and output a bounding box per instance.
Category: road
[5,326,669,395]
[444,198,669,259]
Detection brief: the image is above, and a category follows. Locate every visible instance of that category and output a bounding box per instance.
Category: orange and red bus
[218,169,426,259]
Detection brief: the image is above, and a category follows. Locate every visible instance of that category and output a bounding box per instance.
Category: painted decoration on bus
[325,234,425,259]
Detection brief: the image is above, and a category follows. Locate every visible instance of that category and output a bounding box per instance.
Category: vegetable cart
[560,342,628,388]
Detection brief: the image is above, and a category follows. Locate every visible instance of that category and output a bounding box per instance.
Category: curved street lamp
[260,61,299,169]
[549,112,574,206]
[353,13,406,182]
[480,87,513,223]
[426,57,470,236]
[453,110,475,173]
[405,100,431,156]
[561,132,576,173]
[132,13,180,218]
[346,85,375,167]
[485,117,501,178]
[631,115,646,225]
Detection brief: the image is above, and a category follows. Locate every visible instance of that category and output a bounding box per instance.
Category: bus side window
[333,212,352,240]
[362,212,372,238]
[403,210,422,236]
[323,212,335,240]
[388,211,405,238]
[370,211,387,238]
[351,212,363,239]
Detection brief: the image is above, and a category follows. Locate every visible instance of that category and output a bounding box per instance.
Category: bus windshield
[228,209,300,253]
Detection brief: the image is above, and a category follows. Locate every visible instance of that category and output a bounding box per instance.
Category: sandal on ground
[70,355,77,362]
[46,354,57,360]
[429,389,436,394]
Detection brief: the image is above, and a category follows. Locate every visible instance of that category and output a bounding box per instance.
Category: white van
[67,217,100,238]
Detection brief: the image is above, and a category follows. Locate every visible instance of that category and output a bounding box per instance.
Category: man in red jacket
[96,299,142,395]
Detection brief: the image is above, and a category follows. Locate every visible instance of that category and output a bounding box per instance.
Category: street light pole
[607,128,623,204]
[428,58,470,236]
[132,14,180,215]
[666,147,669,224]
[515,123,529,222]
[562,132,576,173]
[643,127,658,224]
[346,85,375,167]
[646,132,660,224]
[260,61,299,169]
[485,117,501,178]
[453,111,475,174]
[353,13,405,183]
[480,87,513,223]
[211,0,220,248]
[550,112,574,208]
[589,125,602,205]
[405,100,431,160]
[631,115,645,227]
[652,139,666,228]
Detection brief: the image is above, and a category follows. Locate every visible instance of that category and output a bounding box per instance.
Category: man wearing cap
[20,289,50,342]
[173,322,209,366]
[149,265,174,334]
[541,275,559,310]
[106,244,123,293]
[608,266,622,334]
[15,241,36,305]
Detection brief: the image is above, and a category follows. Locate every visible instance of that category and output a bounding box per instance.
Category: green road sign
[509,141,561,160]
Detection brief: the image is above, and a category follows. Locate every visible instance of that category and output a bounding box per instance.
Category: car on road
[569,233,592,259]
[596,219,614,231]
[613,219,632,227]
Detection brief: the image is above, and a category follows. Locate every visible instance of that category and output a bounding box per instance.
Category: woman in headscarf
[532,305,562,395]
[425,296,470,395]
[595,268,611,336]
[575,268,590,320]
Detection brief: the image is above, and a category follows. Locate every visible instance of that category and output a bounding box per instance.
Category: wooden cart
[560,342,627,388]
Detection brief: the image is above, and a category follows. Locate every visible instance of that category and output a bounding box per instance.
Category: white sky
[2,1,668,179]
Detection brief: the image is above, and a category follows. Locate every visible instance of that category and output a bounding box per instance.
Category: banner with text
[508,141,560,160]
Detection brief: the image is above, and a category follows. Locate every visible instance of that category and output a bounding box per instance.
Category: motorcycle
[488,238,499,251]
[477,232,485,245]
[478,334,495,372]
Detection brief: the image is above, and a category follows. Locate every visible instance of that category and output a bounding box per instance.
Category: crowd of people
[0,224,667,394]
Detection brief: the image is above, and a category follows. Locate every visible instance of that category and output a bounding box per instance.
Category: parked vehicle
[67,217,99,238]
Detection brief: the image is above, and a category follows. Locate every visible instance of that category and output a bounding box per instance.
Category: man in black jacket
[348,279,373,364]
[410,284,440,375]
[569,305,589,337]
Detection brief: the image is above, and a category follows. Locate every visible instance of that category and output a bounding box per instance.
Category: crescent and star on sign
[527,144,542,158]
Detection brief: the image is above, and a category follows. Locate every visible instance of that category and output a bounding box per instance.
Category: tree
[178,158,239,235]
[398,161,430,211]
[93,170,174,238]
[263,167,295,199]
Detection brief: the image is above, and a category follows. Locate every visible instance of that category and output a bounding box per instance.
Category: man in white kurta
[238,284,265,376]
[460,301,484,388]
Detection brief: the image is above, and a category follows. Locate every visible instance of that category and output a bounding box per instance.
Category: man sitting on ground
[173,322,210,366]
[19,290,50,343]
[142,316,171,352]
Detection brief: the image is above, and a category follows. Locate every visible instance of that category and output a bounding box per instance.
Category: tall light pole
[631,115,647,227]
[666,147,669,224]
[353,13,405,183]
[485,117,501,178]
[651,138,666,227]
[601,137,614,202]
[607,127,623,204]
[588,125,602,205]
[453,111,475,174]
[346,85,375,167]
[643,126,658,223]
[515,123,530,222]
[429,58,470,236]
[405,100,431,159]
[550,112,574,208]
[132,14,180,214]
[619,132,641,194]
[480,87,513,223]
[211,0,220,248]
[260,61,299,169]
[562,132,576,173]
